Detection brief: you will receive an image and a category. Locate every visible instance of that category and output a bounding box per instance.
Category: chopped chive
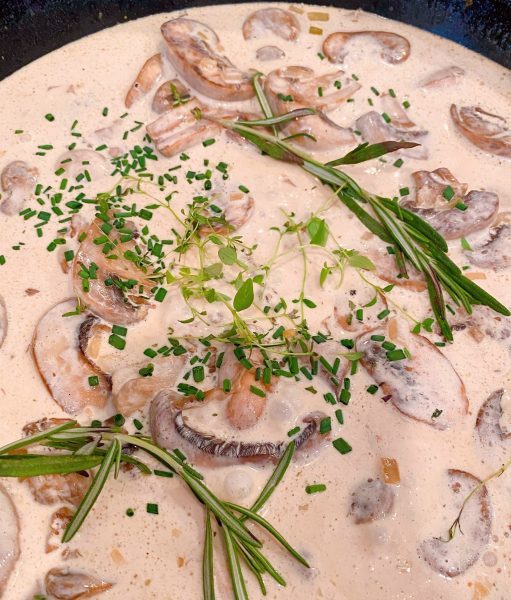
[112,325,127,337]
[370,86,380,96]
[370,334,385,342]
[393,158,404,168]
[88,375,99,387]
[386,349,407,361]
[442,185,455,201]
[388,88,396,98]
[332,437,352,455]
[460,237,472,251]
[305,484,326,494]
[102,107,109,117]
[133,419,143,431]
[402,100,411,109]
[382,341,396,351]
[146,503,159,515]
[144,348,157,358]
[239,185,249,193]
[223,378,232,392]
[202,138,216,147]
[367,384,379,394]
[341,338,354,349]
[319,417,331,434]
[44,113,55,122]
[323,392,336,405]
[339,389,351,405]
[154,288,167,302]
[399,187,410,196]
[335,409,344,425]
[287,426,300,437]
[250,385,266,398]
[108,334,126,350]
[382,112,391,123]
[377,309,390,320]
[192,365,205,383]
[126,508,135,517]
[154,469,174,478]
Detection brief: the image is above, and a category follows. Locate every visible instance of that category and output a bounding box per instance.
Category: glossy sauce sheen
[0,3,510,599]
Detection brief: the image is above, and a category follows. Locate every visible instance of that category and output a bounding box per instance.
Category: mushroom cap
[475,388,511,447]
[32,299,111,415]
[357,327,468,428]
[161,18,254,101]
[465,214,511,269]
[242,8,300,41]
[349,478,394,524]
[125,53,162,108]
[450,104,511,158]
[0,160,38,216]
[323,31,410,64]
[419,469,492,577]
[0,484,20,595]
[45,568,113,600]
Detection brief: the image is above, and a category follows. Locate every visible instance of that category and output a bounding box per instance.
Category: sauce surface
[0,3,510,599]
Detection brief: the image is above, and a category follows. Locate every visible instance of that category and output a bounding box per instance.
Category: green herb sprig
[0,422,307,598]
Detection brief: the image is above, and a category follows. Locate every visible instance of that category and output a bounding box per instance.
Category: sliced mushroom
[419,469,492,577]
[355,111,428,159]
[349,478,394,524]
[323,31,410,64]
[475,389,510,448]
[265,66,358,150]
[32,299,110,415]
[150,390,325,464]
[0,484,20,595]
[147,100,222,157]
[0,294,6,349]
[111,355,187,416]
[465,214,511,269]
[357,327,468,428]
[419,66,465,88]
[26,472,91,506]
[73,218,153,325]
[199,193,254,236]
[242,8,300,41]
[402,169,499,240]
[368,247,426,292]
[256,45,285,61]
[55,150,109,180]
[380,93,415,128]
[161,18,254,101]
[450,105,511,158]
[23,417,72,436]
[45,568,112,600]
[46,506,73,553]
[0,160,38,216]
[152,79,191,113]
[125,53,162,108]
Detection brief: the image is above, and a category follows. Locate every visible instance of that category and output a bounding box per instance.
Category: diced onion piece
[380,457,400,484]
[308,11,329,21]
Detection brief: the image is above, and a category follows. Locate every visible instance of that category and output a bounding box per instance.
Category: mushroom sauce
[0,3,510,599]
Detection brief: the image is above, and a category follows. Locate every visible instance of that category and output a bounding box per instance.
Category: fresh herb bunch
[213,74,509,341]
[0,422,308,598]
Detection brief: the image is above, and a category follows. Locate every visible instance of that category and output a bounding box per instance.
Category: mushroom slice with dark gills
[152,78,191,113]
[161,18,254,101]
[355,111,428,159]
[25,471,91,507]
[401,168,499,240]
[242,7,300,41]
[349,478,394,524]
[465,213,511,269]
[357,326,468,429]
[111,355,187,416]
[0,294,7,349]
[419,469,492,577]
[0,160,38,215]
[73,218,153,325]
[32,300,110,415]
[450,104,511,158]
[45,568,113,600]
[264,66,359,150]
[0,484,20,595]
[150,390,325,465]
[323,31,410,65]
[475,389,511,448]
[125,53,163,108]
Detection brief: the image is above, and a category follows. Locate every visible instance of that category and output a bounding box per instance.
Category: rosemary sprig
[213,80,509,341]
[0,423,307,599]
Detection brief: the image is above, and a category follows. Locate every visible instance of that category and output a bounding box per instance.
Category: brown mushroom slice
[33,300,110,414]
[355,111,428,159]
[419,66,465,88]
[368,247,426,292]
[0,160,38,216]
[112,355,187,416]
[323,31,410,64]
[465,214,511,269]
[357,328,468,428]
[0,294,6,349]
[161,18,254,101]
[242,8,300,41]
[46,506,73,553]
[199,193,254,236]
[0,484,20,595]
[450,105,511,158]
[23,417,72,436]
[56,150,109,180]
[419,469,492,577]
[45,568,112,600]
[150,390,325,464]
[349,478,394,524]
[152,79,191,113]
[404,190,499,240]
[73,218,152,325]
[256,45,285,61]
[475,389,510,447]
[26,472,91,506]
[411,168,467,209]
[125,53,162,108]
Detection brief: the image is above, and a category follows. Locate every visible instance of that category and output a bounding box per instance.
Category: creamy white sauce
[0,3,510,599]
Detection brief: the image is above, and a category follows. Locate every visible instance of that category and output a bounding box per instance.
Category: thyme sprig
[0,422,307,598]
[212,80,509,341]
